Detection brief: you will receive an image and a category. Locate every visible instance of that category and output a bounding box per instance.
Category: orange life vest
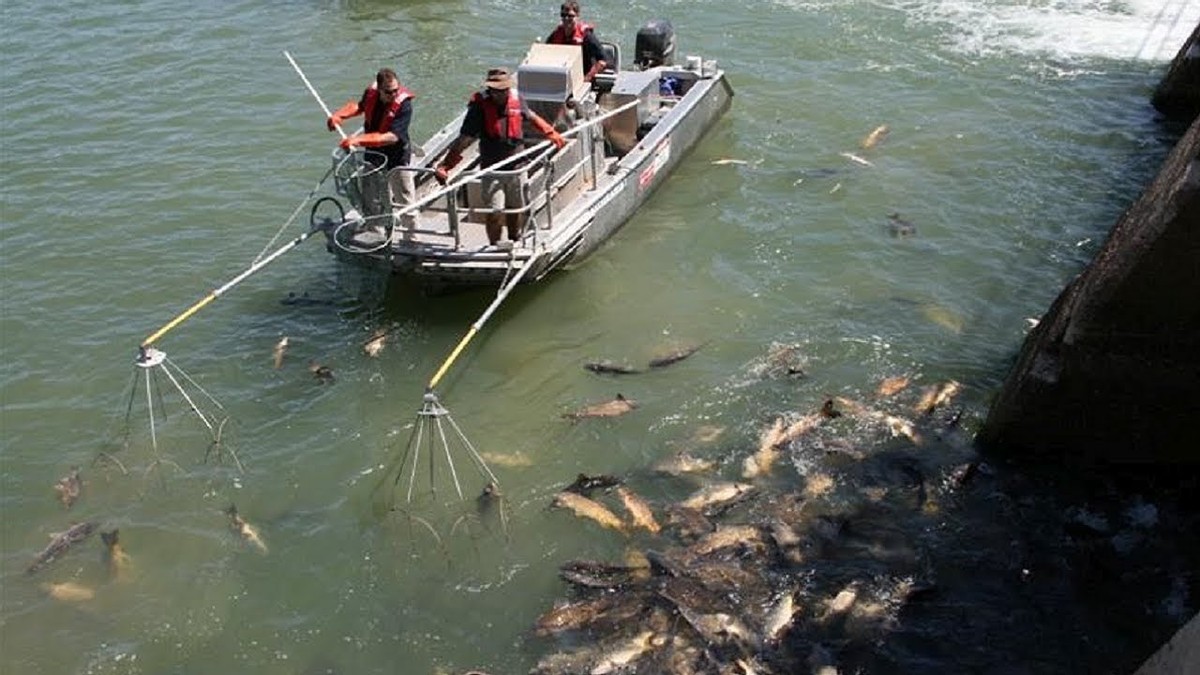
[362,82,414,133]
[471,89,523,140]
[548,21,594,46]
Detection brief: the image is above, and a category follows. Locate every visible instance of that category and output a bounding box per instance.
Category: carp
[744,412,824,479]
[272,336,289,369]
[226,505,268,554]
[308,361,334,383]
[565,473,622,495]
[875,375,911,397]
[688,524,764,557]
[42,581,95,602]
[551,491,625,532]
[615,485,661,533]
[362,328,388,358]
[584,360,642,375]
[534,595,621,635]
[762,591,798,643]
[27,521,97,574]
[680,481,755,512]
[839,151,874,167]
[558,559,647,589]
[653,450,716,476]
[647,343,704,369]
[101,529,132,582]
[590,630,659,674]
[860,124,890,149]
[914,380,962,416]
[562,394,637,422]
[53,467,82,509]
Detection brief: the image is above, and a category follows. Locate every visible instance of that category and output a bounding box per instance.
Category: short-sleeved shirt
[362,95,413,170]
[458,92,536,168]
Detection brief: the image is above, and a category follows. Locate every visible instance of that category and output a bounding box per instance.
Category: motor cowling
[635,19,675,68]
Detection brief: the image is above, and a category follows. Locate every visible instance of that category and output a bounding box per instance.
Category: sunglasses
[560,12,576,18]
[382,87,402,95]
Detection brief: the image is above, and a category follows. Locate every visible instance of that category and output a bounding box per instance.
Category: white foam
[894,0,1199,62]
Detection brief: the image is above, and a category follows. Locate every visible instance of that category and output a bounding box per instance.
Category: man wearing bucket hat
[434,67,566,249]
[326,68,417,234]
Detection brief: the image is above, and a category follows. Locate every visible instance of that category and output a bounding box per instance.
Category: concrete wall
[978,93,1200,463]
[1132,611,1200,675]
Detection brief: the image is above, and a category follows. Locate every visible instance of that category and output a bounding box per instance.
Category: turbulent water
[2,1,1198,673]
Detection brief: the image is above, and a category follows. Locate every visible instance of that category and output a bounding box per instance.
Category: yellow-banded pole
[140,227,322,348]
[427,250,546,391]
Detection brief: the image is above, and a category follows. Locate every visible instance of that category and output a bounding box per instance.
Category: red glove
[435,150,463,185]
[339,132,389,150]
[327,100,360,131]
[546,130,566,150]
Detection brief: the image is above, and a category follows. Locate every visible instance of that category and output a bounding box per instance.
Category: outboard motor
[634,19,675,69]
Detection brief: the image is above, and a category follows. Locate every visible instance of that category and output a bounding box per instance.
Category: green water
[2,1,1196,673]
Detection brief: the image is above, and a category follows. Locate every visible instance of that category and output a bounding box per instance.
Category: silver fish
[860,124,890,149]
[562,394,637,421]
[648,343,704,369]
[272,336,289,369]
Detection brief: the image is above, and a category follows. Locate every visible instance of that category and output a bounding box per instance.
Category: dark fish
[584,361,642,375]
[281,292,334,307]
[54,466,82,509]
[647,343,705,369]
[101,529,131,581]
[27,521,98,574]
[887,212,917,237]
[558,559,648,589]
[562,394,637,421]
[565,473,622,494]
[309,361,334,384]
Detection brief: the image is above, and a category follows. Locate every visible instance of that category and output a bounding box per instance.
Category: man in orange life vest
[547,1,607,83]
[434,68,565,249]
[327,68,416,234]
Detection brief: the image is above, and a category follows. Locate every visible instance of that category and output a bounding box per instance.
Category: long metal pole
[139,227,322,348]
[285,50,349,141]
[426,251,546,392]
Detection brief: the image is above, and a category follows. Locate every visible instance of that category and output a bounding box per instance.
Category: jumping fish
[534,595,621,636]
[839,151,874,167]
[54,467,82,509]
[42,581,95,602]
[551,491,626,532]
[615,485,661,533]
[272,336,289,369]
[914,380,961,416]
[860,124,890,149]
[688,524,764,557]
[652,450,717,476]
[583,360,642,375]
[101,529,132,582]
[679,481,755,512]
[590,630,659,674]
[875,375,911,397]
[763,591,798,643]
[27,521,97,574]
[647,343,704,369]
[309,361,334,384]
[362,328,387,358]
[226,505,268,554]
[562,394,637,421]
[565,473,622,495]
